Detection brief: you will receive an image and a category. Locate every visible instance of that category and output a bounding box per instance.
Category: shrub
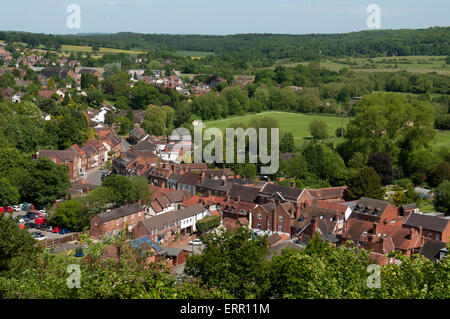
[196,216,221,233]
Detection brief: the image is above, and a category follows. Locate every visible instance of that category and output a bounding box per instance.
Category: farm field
[204,111,450,149]
[281,55,450,75]
[60,44,144,54]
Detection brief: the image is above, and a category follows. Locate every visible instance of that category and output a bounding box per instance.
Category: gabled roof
[259,183,303,200]
[404,213,449,233]
[139,203,206,232]
[38,149,77,162]
[419,240,447,263]
[97,203,144,222]
[177,171,201,186]
[307,186,347,200]
[352,197,390,217]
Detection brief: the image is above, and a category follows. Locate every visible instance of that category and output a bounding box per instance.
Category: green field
[204,111,450,149]
[174,50,215,59]
[289,55,450,76]
[435,130,450,148]
[60,44,144,54]
[204,111,348,145]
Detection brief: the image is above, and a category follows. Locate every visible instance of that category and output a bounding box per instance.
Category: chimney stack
[290,180,296,188]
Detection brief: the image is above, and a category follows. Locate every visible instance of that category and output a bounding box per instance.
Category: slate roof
[352,197,390,217]
[259,183,303,200]
[419,240,447,263]
[228,183,260,203]
[139,203,206,232]
[157,246,184,257]
[404,213,449,232]
[97,203,144,222]
[196,178,233,192]
[38,149,77,162]
[401,203,418,211]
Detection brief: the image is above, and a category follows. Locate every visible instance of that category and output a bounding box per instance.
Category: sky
[0,0,449,35]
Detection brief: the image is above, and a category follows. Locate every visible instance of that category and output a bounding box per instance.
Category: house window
[278,225,283,232]
[257,213,262,220]
[437,234,441,241]
[138,212,141,217]
[123,216,127,222]
[279,216,283,222]
[257,222,262,229]
[428,233,432,238]
[131,214,135,220]
[104,223,107,228]
[116,220,119,226]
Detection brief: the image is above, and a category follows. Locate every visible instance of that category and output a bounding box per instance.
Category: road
[86,165,109,186]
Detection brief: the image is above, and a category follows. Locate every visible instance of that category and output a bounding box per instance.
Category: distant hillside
[0,27,449,61]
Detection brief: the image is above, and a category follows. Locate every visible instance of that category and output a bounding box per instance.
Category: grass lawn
[204,111,348,146]
[204,111,449,149]
[418,200,436,213]
[435,130,450,149]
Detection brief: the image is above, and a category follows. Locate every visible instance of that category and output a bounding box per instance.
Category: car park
[35,234,47,241]
[59,228,70,235]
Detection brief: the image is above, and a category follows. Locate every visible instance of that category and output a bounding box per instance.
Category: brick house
[37,149,79,181]
[177,171,202,195]
[132,203,209,244]
[257,183,314,219]
[403,213,450,242]
[90,203,145,238]
[290,206,344,244]
[349,197,402,226]
[342,219,423,258]
[252,202,295,235]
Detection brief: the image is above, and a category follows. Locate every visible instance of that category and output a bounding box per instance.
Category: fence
[40,230,90,248]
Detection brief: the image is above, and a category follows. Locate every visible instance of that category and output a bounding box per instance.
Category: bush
[196,216,221,233]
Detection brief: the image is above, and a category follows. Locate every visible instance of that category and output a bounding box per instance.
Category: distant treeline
[0,27,449,61]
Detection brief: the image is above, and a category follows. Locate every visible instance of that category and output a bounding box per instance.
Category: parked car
[31,231,42,237]
[51,227,60,233]
[22,216,31,222]
[24,222,36,229]
[35,234,47,241]
[59,228,70,235]
[189,239,203,246]
[13,205,20,212]
[5,206,12,213]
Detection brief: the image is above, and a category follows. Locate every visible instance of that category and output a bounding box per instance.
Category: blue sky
[1,0,448,35]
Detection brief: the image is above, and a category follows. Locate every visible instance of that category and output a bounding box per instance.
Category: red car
[5,206,12,213]
[51,226,60,233]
